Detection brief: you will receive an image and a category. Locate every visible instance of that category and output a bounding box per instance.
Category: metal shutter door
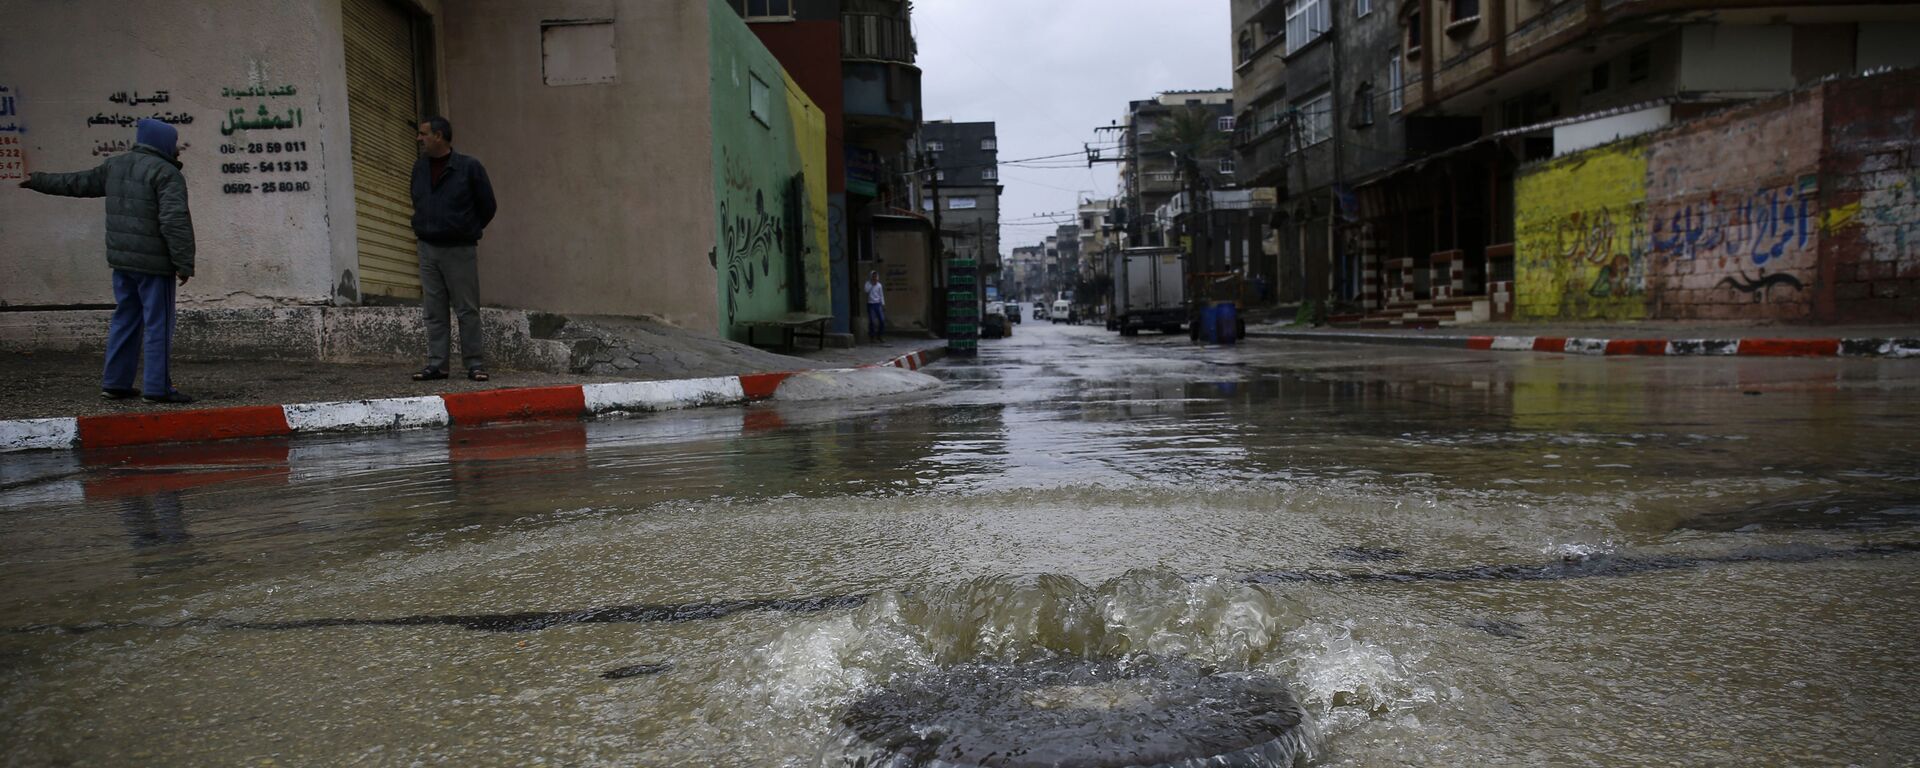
[343,0,422,299]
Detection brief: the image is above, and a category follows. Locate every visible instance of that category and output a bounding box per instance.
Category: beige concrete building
[0,0,822,363]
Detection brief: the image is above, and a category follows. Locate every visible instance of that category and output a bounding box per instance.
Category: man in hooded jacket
[19,118,197,403]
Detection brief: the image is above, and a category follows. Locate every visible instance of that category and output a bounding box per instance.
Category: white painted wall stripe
[1490,336,1535,351]
[0,418,79,453]
[282,397,450,433]
[583,377,746,415]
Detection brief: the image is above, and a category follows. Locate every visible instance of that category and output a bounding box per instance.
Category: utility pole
[1328,0,1349,304]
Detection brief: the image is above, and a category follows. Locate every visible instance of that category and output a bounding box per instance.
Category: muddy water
[2,326,1918,765]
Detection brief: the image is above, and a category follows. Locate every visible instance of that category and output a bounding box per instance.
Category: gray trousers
[418,241,484,370]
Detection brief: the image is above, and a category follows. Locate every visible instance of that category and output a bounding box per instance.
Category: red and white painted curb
[1464,336,1919,358]
[0,346,949,454]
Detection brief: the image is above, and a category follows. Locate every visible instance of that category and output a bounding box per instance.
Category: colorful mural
[1514,144,1651,320]
[708,0,831,341]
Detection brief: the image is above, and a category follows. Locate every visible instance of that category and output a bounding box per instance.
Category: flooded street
[4,324,1919,766]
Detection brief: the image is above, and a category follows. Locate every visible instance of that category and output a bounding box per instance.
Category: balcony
[844,59,920,141]
[842,13,915,63]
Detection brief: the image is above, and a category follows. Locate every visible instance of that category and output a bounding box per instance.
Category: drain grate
[829,657,1309,768]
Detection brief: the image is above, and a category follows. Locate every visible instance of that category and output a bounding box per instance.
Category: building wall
[1641,88,1823,320]
[1514,143,1652,320]
[783,71,834,317]
[443,0,717,328]
[1818,70,1920,322]
[1515,70,1920,322]
[0,0,353,308]
[747,17,850,333]
[709,0,832,339]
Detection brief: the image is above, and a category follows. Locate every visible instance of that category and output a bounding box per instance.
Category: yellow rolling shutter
[344,0,422,300]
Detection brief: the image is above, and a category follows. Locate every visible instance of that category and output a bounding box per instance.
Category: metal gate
[344,0,423,300]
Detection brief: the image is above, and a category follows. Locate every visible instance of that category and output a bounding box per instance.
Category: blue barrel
[1217,303,1237,345]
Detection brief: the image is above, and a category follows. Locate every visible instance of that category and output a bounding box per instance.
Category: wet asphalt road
[2,320,1918,765]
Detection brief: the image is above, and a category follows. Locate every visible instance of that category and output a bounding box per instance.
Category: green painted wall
[709,0,830,340]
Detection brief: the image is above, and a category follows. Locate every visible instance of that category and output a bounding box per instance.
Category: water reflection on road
[2,323,1917,765]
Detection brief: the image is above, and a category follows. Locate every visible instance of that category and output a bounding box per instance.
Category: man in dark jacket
[19,118,197,403]
[409,116,497,382]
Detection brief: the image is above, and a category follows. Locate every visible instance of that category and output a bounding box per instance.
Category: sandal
[412,367,448,381]
[467,367,490,382]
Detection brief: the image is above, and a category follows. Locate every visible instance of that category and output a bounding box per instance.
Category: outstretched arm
[22,164,109,198]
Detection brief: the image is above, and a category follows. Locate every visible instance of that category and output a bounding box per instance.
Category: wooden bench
[739,312,834,351]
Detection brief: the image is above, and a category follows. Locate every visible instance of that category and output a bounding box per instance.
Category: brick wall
[1513,141,1651,320]
[1512,68,1920,322]
[1818,70,1920,322]
[1643,90,1824,320]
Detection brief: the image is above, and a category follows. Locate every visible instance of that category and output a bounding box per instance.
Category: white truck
[1108,247,1186,336]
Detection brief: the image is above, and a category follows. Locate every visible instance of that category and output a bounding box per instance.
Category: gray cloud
[915,1,1232,251]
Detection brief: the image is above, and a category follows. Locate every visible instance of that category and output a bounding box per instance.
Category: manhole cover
[830,657,1308,767]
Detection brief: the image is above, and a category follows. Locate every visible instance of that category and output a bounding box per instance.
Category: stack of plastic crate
[947,257,979,356]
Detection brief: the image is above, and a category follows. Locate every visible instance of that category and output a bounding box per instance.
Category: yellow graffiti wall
[1514,145,1652,320]
[784,71,832,315]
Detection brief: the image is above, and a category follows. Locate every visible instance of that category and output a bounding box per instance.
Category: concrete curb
[0,345,950,454]
[1246,330,1920,360]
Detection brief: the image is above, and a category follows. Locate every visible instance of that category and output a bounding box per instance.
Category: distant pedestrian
[409,116,497,382]
[18,118,196,404]
[865,270,887,342]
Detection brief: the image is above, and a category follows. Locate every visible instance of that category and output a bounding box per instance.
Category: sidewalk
[0,335,949,453]
[1245,319,1920,359]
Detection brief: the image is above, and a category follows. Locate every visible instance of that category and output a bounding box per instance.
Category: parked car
[1003,301,1022,324]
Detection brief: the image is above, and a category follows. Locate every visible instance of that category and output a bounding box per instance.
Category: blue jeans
[103,270,177,395]
[867,302,886,340]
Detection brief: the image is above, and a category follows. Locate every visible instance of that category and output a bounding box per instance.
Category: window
[1406,9,1422,53]
[748,72,771,127]
[981,137,996,150]
[1388,51,1404,113]
[922,198,934,212]
[1297,92,1332,147]
[1627,45,1651,83]
[1219,157,1236,174]
[1451,0,1479,22]
[935,170,946,181]
[737,0,793,19]
[949,197,978,210]
[1589,63,1610,93]
[1353,83,1375,127]
[981,168,997,180]
[1238,29,1255,63]
[925,140,944,151]
[1285,0,1331,55]
[1218,116,1236,132]
[1357,0,1371,17]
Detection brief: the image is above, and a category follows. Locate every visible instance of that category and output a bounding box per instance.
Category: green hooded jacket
[25,144,196,277]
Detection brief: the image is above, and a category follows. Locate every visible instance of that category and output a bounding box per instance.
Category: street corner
[770,366,943,403]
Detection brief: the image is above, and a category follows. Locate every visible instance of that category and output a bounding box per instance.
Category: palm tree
[1143,105,1230,191]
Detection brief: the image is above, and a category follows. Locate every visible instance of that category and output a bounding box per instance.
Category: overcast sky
[914,1,1233,254]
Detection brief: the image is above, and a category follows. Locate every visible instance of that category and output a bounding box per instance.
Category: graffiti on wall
[1552,204,1648,299]
[1650,184,1816,266]
[216,80,316,196]
[0,86,22,181]
[718,148,787,327]
[1515,144,1653,320]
